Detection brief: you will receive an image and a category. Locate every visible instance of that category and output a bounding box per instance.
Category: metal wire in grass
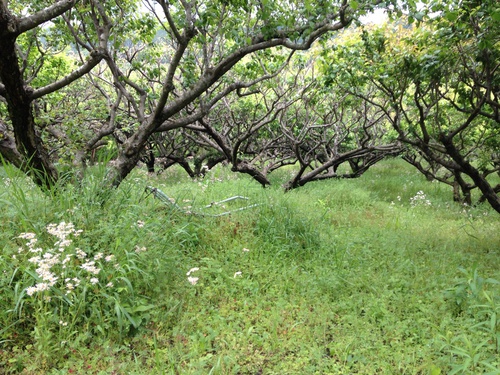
[143,186,261,217]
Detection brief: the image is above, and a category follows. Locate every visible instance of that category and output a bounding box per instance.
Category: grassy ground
[0,158,499,374]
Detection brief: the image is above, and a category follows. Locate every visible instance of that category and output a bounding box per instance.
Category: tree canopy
[1,0,499,213]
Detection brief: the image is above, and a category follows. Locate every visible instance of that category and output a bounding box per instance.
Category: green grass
[1,158,499,374]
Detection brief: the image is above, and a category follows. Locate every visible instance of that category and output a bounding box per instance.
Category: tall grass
[0,158,499,374]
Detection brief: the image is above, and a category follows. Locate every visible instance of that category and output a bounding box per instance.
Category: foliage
[1,159,499,373]
[1,0,364,190]
[319,6,500,211]
[440,267,500,374]
[2,0,500,214]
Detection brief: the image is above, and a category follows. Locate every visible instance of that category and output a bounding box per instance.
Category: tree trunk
[441,135,500,213]
[0,119,24,168]
[453,171,472,206]
[144,150,155,173]
[108,151,143,188]
[232,160,270,187]
[0,7,58,189]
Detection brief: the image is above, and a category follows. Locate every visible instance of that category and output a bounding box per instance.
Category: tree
[0,0,110,188]
[321,6,500,213]
[275,56,402,190]
[144,48,401,190]
[2,0,376,190]
[176,51,298,186]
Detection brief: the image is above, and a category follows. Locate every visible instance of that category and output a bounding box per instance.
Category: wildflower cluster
[135,245,147,253]
[410,191,431,207]
[186,267,199,285]
[16,222,116,298]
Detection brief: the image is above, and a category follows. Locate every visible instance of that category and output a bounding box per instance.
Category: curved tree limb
[16,0,77,35]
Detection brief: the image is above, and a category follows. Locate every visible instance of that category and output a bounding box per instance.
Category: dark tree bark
[0,119,24,168]
[440,134,500,212]
[0,0,106,189]
[0,7,58,188]
[231,160,271,186]
[144,150,155,173]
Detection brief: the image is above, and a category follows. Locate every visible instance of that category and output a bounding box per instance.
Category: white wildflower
[36,282,50,292]
[25,282,51,296]
[18,232,36,240]
[47,222,76,240]
[56,239,72,250]
[27,238,38,248]
[75,248,87,259]
[234,271,242,278]
[186,267,199,276]
[80,261,101,275]
[37,269,58,286]
[135,246,147,253]
[62,254,72,265]
[410,191,431,207]
[187,276,199,285]
[28,256,41,264]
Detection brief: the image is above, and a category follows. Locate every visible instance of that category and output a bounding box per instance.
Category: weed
[438,267,500,374]
[1,159,499,373]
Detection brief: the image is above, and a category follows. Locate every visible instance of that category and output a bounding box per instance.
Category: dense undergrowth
[0,158,499,374]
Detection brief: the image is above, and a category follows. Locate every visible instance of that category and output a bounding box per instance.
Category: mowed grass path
[1,158,499,374]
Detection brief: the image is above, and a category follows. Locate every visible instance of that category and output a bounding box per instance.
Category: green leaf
[351,0,359,11]
[132,304,155,313]
[445,11,459,22]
